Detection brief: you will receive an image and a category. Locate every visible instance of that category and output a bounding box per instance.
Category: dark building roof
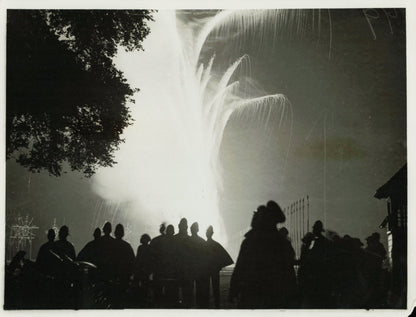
[374,164,407,199]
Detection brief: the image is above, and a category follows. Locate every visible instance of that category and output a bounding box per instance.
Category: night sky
[6,9,406,261]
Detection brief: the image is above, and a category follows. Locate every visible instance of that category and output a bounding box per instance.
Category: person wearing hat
[52,225,76,261]
[306,220,334,308]
[50,225,77,308]
[229,201,296,308]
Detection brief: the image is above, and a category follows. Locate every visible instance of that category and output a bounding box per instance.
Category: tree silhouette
[7,10,154,176]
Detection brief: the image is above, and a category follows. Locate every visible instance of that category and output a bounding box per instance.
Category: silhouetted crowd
[5,200,390,309]
[230,201,389,309]
[5,218,233,309]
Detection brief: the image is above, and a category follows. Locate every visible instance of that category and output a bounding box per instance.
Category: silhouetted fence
[279,195,310,258]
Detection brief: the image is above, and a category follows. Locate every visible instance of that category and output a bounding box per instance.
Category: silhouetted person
[135,234,152,301]
[97,221,116,281]
[77,227,101,265]
[159,224,178,307]
[278,226,298,307]
[279,227,289,239]
[149,223,167,303]
[173,218,192,307]
[205,225,233,308]
[52,226,76,261]
[113,224,135,283]
[36,229,57,275]
[189,222,209,308]
[365,232,386,264]
[279,227,296,261]
[299,232,314,262]
[363,232,387,308]
[304,220,335,308]
[35,229,62,308]
[7,250,26,275]
[112,224,135,308]
[229,201,296,308]
[5,251,27,308]
[51,226,76,308]
[348,237,368,308]
[163,224,177,279]
[298,232,315,304]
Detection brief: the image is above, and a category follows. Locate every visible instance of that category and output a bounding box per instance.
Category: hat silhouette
[266,200,286,224]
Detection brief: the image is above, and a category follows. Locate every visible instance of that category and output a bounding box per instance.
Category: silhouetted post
[306,195,309,231]
[289,204,292,244]
[281,208,286,230]
[300,200,303,256]
[293,203,296,256]
[300,199,302,246]
[302,199,305,243]
[295,201,299,256]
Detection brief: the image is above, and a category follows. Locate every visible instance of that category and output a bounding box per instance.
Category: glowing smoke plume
[92,10,292,244]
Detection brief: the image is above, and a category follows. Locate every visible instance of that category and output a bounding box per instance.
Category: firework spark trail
[92,10,295,245]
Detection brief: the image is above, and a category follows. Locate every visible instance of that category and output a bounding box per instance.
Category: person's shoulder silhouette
[113,224,135,269]
[52,225,76,261]
[136,234,153,277]
[99,222,116,257]
[206,225,233,271]
[36,229,57,273]
[173,218,192,277]
[174,218,190,239]
[189,222,208,274]
[77,227,101,264]
[114,224,134,253]
[190,222,206,244]
[100,222,115,242]
[150,223,166,247]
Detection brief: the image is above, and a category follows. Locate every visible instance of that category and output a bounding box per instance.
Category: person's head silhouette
[353,238,363,249]
[206,225,214,240]
[93,228,101,240]
[371,232,380,242]
[166,224,175,236]
[251,205,267,229]
[58,226,69,240]
[114,224,124,239]
[103,222,112,236]
[140,234,151,245]
[302,232,315,246]
[312,220,324,235]
[159,223,166,235]
[47,229,55,242]
[279,227,289,238]
[190,222,199,236]
[366,232,381,246]
[178,218,188,233]
[266,200,286,224]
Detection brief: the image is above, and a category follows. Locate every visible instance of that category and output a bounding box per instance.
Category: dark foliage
[7,10,154,176]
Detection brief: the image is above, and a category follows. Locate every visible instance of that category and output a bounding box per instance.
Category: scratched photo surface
[5,9,406,309]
